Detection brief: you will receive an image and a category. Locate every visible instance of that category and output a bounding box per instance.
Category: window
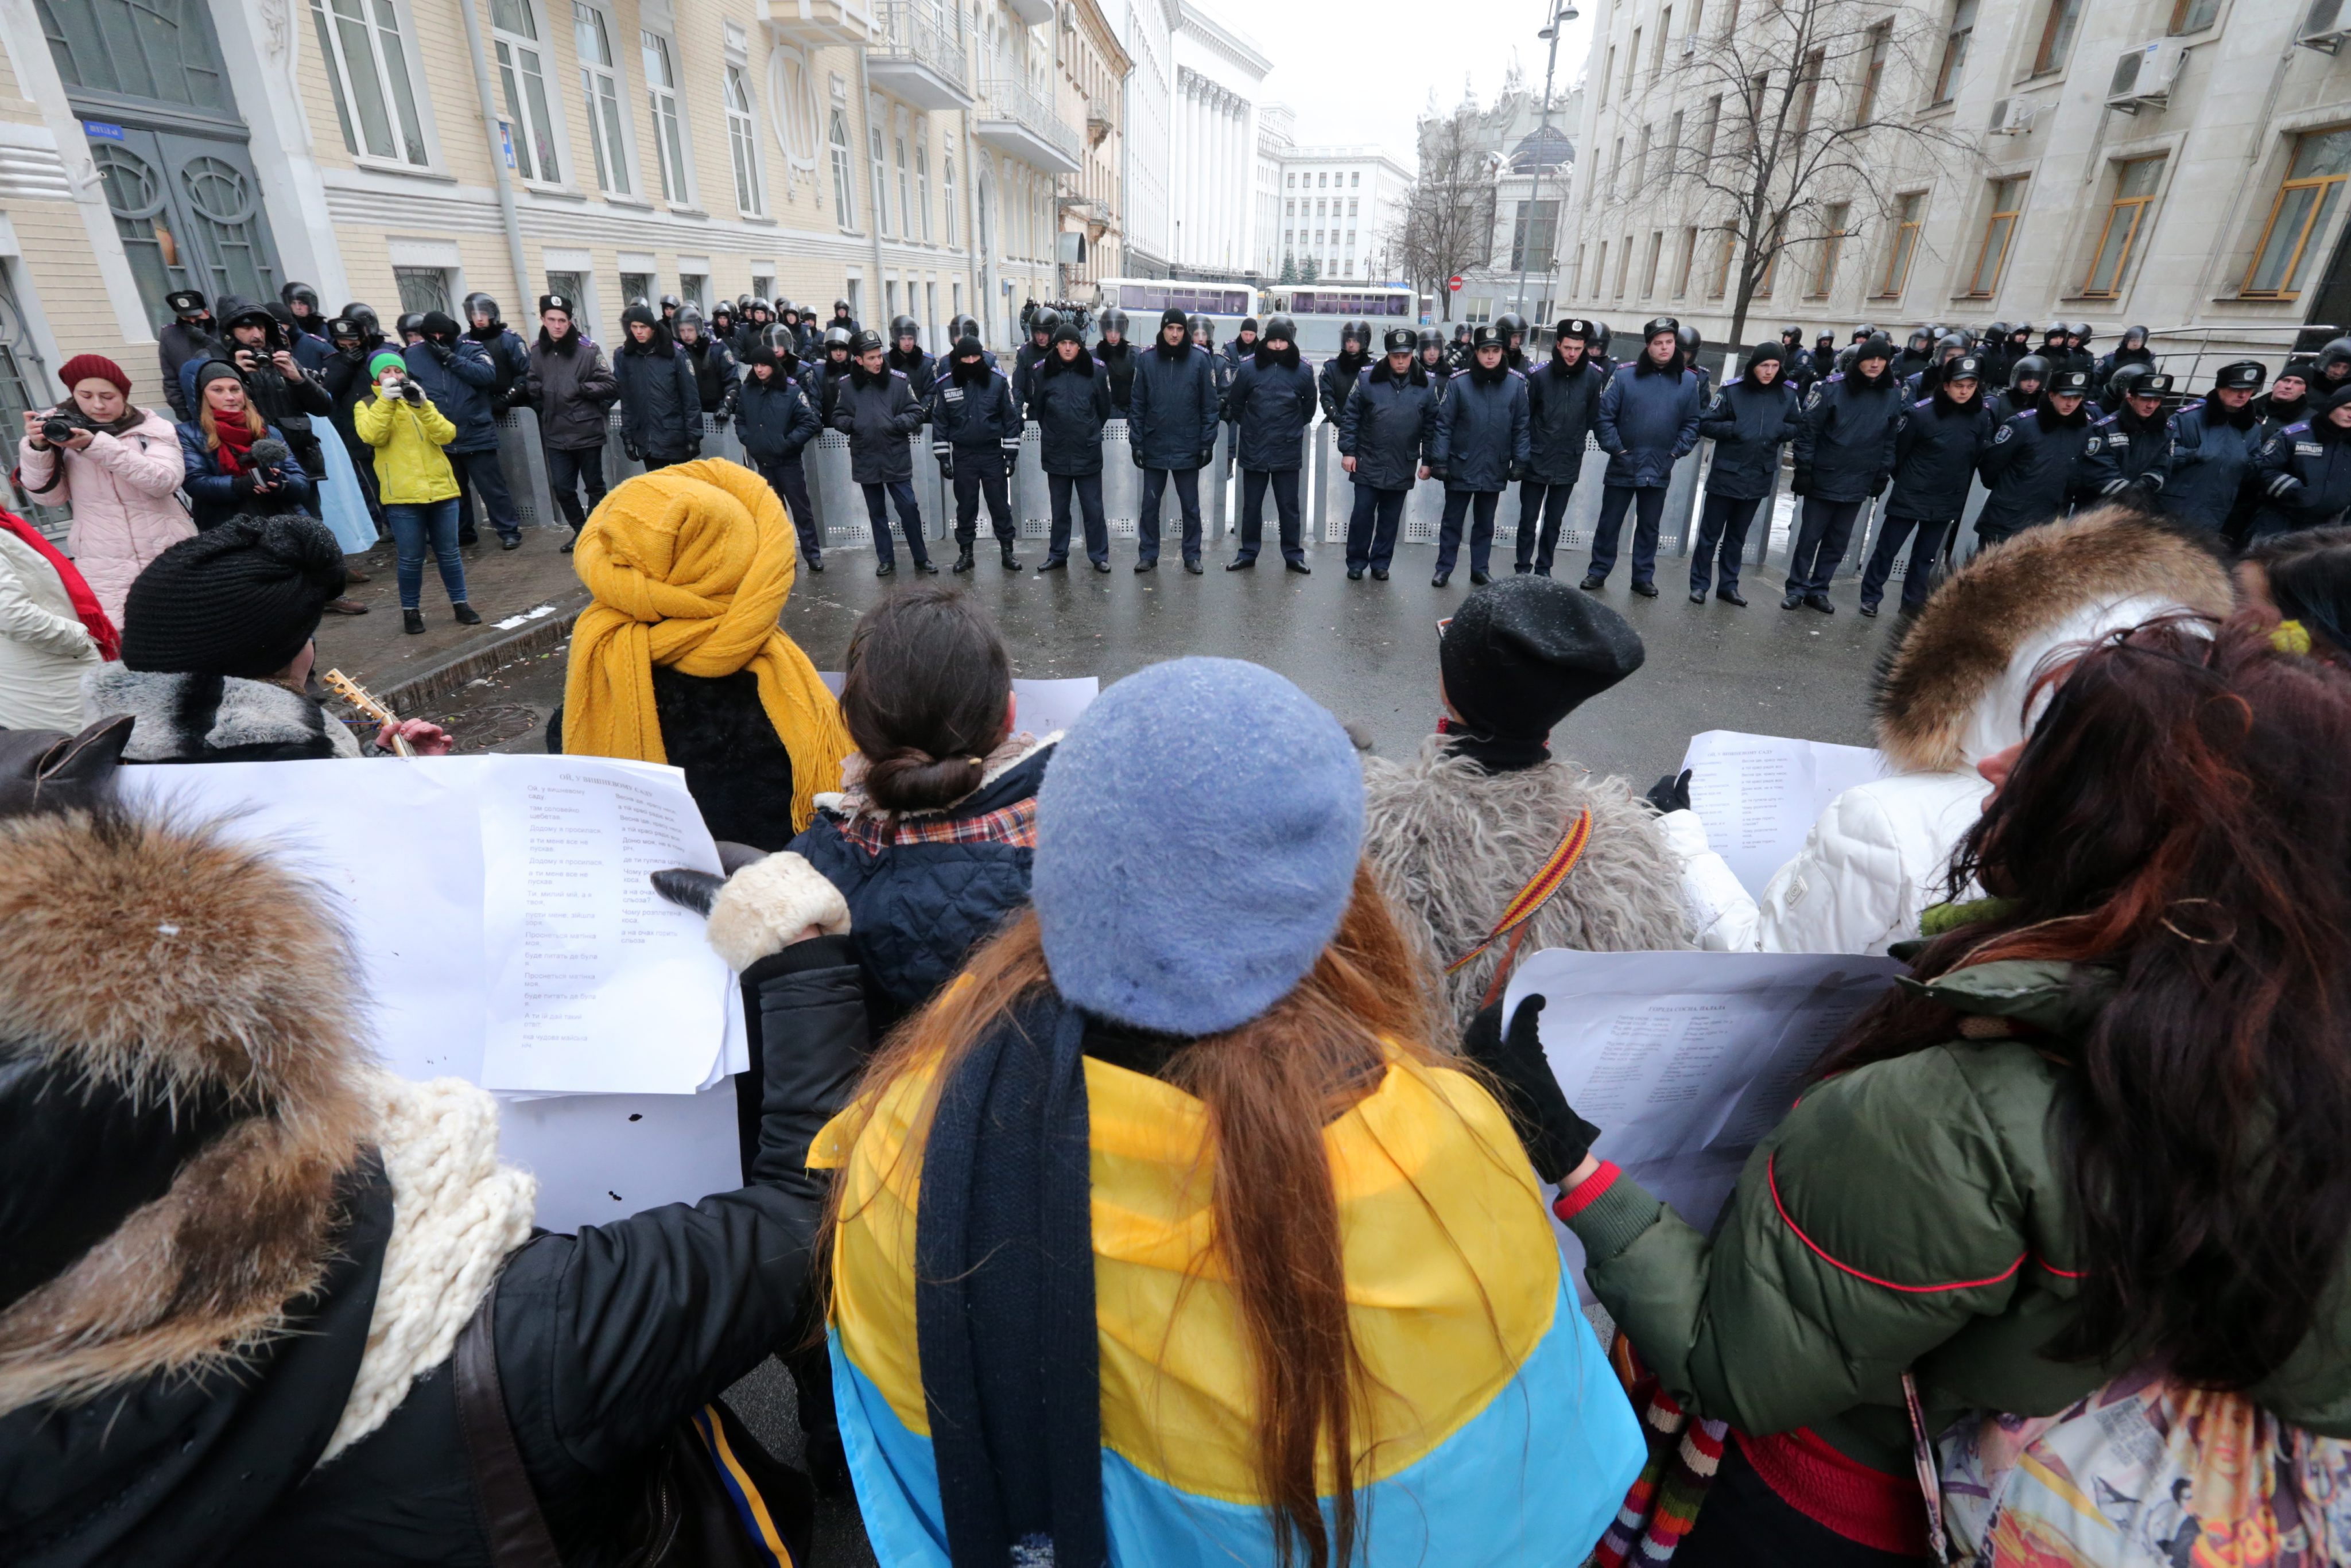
[1856,22,1890,123]
[573,4,630,195]
[1318,173,1328,187]
[1968,176,2027,296]
[1285,173,1293,187]
[620,270,653,306]
[491,0,560,183]
[752,273,773,300]
[845,278,862,324]
[1348,199,1357,217]
[895,126,912,235]
[395,266,451,315]
[678,273,705,309]
[724,64,763,216]
[1611,137,1623,196]
[1666,110,1684,177]
[868,100,890,234]
[641,32,688,202]
[942,154,956,245]
[1809,202,1849,297]
[2245,129,2351,298]
[2169,0,2220,33]
[915,142,931,239]
[1636,123,1652,188]
[1627,32,1641,93]
[884,280,897,316]
[1603,46,1616,105]
[1595,241,1608,300]
[1351,172,1359,187]
[310,0,429,166]
[925,282,937,341]
[2032,0,2084,76]
[829,106,855,227]
[1568,242,1586,297]
[770,49,821,186]
[1933,0,1974,104]
[1654,10,1670,69]
[1877,191,1924,296]
[1673,226,1698,296]
[2084,157,2163,296]
[1698,95,1721,160]
[1708,230,1734,298]
[1791,49,1824,139]
[1615,234,1632,297]
[1642,231,1663,296]
[546,269,587,333]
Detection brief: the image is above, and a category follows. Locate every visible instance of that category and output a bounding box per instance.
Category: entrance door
[0,267,69,535]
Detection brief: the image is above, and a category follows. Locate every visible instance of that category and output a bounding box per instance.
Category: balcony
[1005,0,1054,24]
[973,75,1081,174]
[756,0,876,47]
[867,2,973,111]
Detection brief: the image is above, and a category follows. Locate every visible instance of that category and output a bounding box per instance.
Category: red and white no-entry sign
[1448,275,1465,292]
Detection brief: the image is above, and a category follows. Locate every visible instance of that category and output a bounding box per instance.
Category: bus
[1089,278,1264,349]
[1263,285,1418,356]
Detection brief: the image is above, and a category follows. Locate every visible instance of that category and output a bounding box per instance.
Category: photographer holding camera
[177,360,320,538]
[14,353,189,626]
[354,350,478,635]
[176,297,334,520]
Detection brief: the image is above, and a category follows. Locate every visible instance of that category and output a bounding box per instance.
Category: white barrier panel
[906,432,948,540]
[1101,420,1142,537]
[492,407,554,530]
[1315,423,1350,544]
[808,430,868,549]
[1402,473,1446,544]
[1014,420,1052,539]
[700,411,745,468]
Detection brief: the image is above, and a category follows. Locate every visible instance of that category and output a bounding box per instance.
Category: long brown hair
[197,398,264,453]
[1821,620,2351,1387]
[837,585,1011,813]
[827,863,1454,1568]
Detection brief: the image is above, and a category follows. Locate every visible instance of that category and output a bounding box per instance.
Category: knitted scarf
[1,508,118,660]
[210,414,260,473]
[914,996,1107,1568]
[561,460,850,830]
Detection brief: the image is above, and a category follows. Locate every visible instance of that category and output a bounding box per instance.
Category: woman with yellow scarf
[551,458,849,849]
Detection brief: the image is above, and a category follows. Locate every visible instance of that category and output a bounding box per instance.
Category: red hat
[58,354,131,394]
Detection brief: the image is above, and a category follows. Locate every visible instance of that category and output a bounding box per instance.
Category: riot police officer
[2249,385,2351,539]
[1224,312,1318,572]
[1318,319,1374,423]
[1417,327,1453,397]
[1128,306,1219,573]
[1691,340,1802,606]
[927,332,1024,573]
[2074,366,2173,508]
[1093,307,1137,416]
[1429,323,1531,588]
[1585,316,1701,595]
[1012,305,1060,405]
[1495,311,1531,372]
[1337,327,1438,580]
[2168,361,2268,534]
[886,314,936,401]
[1860,352,1993,616]
[1977,366,2099,546]
[1517,317,1605,576]
[1785,333,1901,612]
[1993,354,2049,423]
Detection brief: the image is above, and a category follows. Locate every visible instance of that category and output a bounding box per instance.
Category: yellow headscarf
[561,459,850,831]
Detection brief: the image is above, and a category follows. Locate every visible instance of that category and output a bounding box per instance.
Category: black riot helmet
[1852,322,1879,343]
[1262,313,1297,347]
[752,324,798,370]
[889,313,920,346]
[1029,305,1061,340]
[1340,319,1374,354]
[1188,314,1216,346]
[1677,323,1702,361]
[2069,321,2094,344]
[949,313,980,344]
[1906,327,1934,356]
[2119,324,2151,352]
[1934,332,1969,364]
[1417,327,1446,355]
[658,293,681,313]
[1590,320,1612,355]
[281,282,322,317]
[850,328,884,356]
[1493,311,1528,348]
[673,306,705,339]
[1099,308,1130,339]
[340,302,381,337]
[2108,362,2156,402]
[395,310,426,340]
[462,292,502,329]
[1985,320,2011,343]
[1780,324,1803,343]
[2319,337,2351,379]
[2009,322,2035,344]
[832,298,854,317]
[823,325,855,358]
[747,297,772,319]
[2009,352,2050,390]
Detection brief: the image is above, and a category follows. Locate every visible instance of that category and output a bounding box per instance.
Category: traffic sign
[1448,275,1465,292]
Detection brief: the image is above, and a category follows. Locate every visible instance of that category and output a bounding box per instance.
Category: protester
[1224,312,1318,573]
[1491,616,2351,1564]
[404,310,521,549]
[354,348,477,634]
[518,292,618,552]
[739,328,826,572]
[831,328,933,576]
[1516,317,1605,578]
[1027,321,1114,573]
[1126,306,1219,573]
[612,302,701,471]
[177,360,315,532]
[156,288,217,422]
[810,655,1644,1566]
[2249,385,2351,540]
[929,331,1026,573]
[1336,326,1438,581]
[84,515,448,759]
[179,296,334,510]
[2166,360,2268,533]
[1689,341,1801,606]
[14,352,189,624]
[549,461,849,848]
[1586,317,1702,595]
[1857,352,1994,618]
[0,502,112,729]
[1429,322,1530,588]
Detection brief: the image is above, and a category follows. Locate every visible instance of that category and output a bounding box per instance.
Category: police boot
[953,543,975,574]
[1000,541,1023,570]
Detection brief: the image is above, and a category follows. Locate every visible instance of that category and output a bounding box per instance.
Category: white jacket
[0,525,101,730]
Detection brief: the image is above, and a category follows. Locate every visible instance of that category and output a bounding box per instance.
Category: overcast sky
[1248,0,1599,168]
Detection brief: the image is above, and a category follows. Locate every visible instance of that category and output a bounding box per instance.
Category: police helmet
[1907,327,1935,354]
[2048,368,2092,398]
[1470,324,1507,352]
[1418,327,1447,353]
[1493,311,1528,344]
[2107,362,2156,401]
[2010,322,2035,340]
[1986,321,2011,341]
[949,313,980,343]
[747,297,772,317]
[1934,332,1969,363]
[2319,337,2351,374]
[658,293,681,311]
[1677,323,1702,359]
[1341,318,1374,352]
[851,328,885,356]
[823,325,855,354]
[736,293,754,312]
[1642,316,1680,343]
[1780,324,1804,341]
[1100,308,1130,337]
[833,298,854,316]
[2118,324,2150,351]
[1945,355,1985,385]
[2008,353,2050,389]
[757,324,798,364]
[396,310,426,339]
[1591,321,1613,353]
[1926,321,1949,340]
[674,305,705,332]
[2214,361,2267,393]
[1853,322,1879,341]
[1030,305,1062,337]
[2069,321,2093,341]
[281,282,321,314]
[711,303,735,327]
[1188,314,1216,344]
[890,313,920,343]
[1383,327,1417,355]
[1263,313,1298,345]
[343,303,381,336]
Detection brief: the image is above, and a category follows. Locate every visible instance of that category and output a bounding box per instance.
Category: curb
[377,587,590,714]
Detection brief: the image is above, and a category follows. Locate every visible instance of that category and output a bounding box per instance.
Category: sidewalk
[313,523,587,713]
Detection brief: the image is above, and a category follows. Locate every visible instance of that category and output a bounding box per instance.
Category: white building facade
[1107,0,1177,272]
[1167,1,1270,277]
[1270,145,1412,283]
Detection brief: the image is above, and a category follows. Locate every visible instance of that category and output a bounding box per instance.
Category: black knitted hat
[1441,576,1646,742]
[121,515,348,680]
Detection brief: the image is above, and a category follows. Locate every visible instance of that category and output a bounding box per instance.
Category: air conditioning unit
[1987,97,2035,136]
[1679,34,1697,56]
[2105,39,2185,111]
[2300,0,2349,52]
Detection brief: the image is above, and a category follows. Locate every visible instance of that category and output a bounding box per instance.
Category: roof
[1508,123,1574,173]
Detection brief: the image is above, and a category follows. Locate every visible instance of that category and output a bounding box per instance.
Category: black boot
[402,608,425,635]
[952,544,976,573]
[1000,542,1023,570]
[452,601,482,626]
[875,560,896,577]
[915,558,940,575]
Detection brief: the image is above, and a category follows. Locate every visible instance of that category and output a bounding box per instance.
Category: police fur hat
[537,293,573,317]
[1383,327,1417,354]
[1642,316,1679,342]
[2213,361,2266,393]
[1558,317,1595,343]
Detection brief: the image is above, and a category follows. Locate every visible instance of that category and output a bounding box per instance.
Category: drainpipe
[856,45,887,320]
[455,0,534,311]
[961,107,983,340]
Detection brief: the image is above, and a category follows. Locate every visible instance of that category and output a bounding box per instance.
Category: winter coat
[613,333,701,460]
[2249,416,2351,538]
[1093,339,1137,414]
[1224,347,1318,472]
[1595,358,1702,488]
[177,421,313,531]
[2071,406,2173,505]
[2166,399,2266,531]
[1793,370,1902,503]
[0,523,100,729]
[86,663,364,759]
[401,337,499,452]
[1696,375,1802,501]
[1976,405,2100,540]
[805,356,854,425]
[1126,341,1219,469]
[14,410,191,623]
[1524,355,1607,484]
[0,799,851,1568]
[319,338,386,448]
[1010,340,1052,407]
[1317,352,1372,424]
[1337,360,1437,491]
[828,366,925,484]
[885,346,936,403]
[351,390,461,506]
[522,333,619,450]
[1430,363,1531,494]
[465,324,532,408]
[177,321,335,476]
[549,666,799,851]
[157,318,220,422]
[927,362,1022,454]
[681,335,740,420]
[1026,351,1114,476]
[1886,391,1994,520]
[735,372,823,465]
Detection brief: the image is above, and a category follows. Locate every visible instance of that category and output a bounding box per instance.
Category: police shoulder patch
[1993,422,2016,444]
[2084,436,2102,453]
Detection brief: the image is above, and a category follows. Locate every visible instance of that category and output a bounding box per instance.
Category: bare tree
[1597,0,1978,348]
[1390,106,1497,323]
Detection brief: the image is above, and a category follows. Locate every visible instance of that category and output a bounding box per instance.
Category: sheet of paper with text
[1679,729,1890,898]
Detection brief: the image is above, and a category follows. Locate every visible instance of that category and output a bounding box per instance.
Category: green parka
[1561,957,2351,1474]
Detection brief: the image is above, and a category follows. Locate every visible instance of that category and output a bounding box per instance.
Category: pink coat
[17,410,192,624]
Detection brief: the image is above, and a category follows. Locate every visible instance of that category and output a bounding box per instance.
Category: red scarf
[0,507,118,661]
[210,414,260,473]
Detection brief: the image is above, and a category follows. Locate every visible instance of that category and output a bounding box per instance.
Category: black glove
[1460,996,1597,1186]
[1790,466,1814,497]
[2131,471,2163,494]
[1196,447,1215,471]
[1869,473,1889,498]
[1646,768,1692,814]
[936,448,955,478]
[623,440,643,463]
[426,341,455,364]
[230,471,259,496]
[1000,435,1023,459]
[1428,461,1448,483]
[686,440,703,459]
[1507,459,1528,483]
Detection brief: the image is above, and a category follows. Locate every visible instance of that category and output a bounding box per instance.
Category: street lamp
[1516,1,1576,325]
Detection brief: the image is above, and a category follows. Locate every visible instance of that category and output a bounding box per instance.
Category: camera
[39,404,95,446]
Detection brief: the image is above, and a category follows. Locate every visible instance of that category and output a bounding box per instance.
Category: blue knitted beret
[1031,657,1364,1037]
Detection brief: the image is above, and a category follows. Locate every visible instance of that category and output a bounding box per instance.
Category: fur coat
[1363,735,1692,1036]
[85,664,364,762]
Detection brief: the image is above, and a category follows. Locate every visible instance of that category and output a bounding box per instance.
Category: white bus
[1089,278,1263,349]
[1263,285,1418,356]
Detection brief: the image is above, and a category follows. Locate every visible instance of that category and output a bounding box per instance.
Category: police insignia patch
[1993,424,2014,444]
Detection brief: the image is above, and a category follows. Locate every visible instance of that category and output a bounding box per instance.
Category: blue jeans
[1347,485,1408,571]
[861,480,928,566]
[1586,484,1666,584]
[387,499,467,609]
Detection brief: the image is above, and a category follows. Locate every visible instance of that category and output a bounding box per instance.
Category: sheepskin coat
[85,664,364,762]
[1363,735,1692,1036]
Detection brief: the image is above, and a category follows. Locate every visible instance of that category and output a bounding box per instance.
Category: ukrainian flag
[809,1049,1645,1566]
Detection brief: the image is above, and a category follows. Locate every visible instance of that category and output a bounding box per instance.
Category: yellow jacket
[352,393,460,506]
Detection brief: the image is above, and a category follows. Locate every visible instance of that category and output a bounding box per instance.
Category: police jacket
[1317,351,1372,424]
[1794,368,1902,503]
[157,319,220,422]
[1976,403,2097,538]
[612,331,701,459]
[1126,340,1219,469]
[2166,399,2266,531]
[521,332,619,449]
[1224,344,1318,472]
[1010,340,1052,406]
[1215,340,1248,418]
[2249,416,2351,537]
[1525,355,1607,484]
[1887,389,1993,521]
[466,324,532,407]
[927,359,1022,453]
[2071,406,2172,504]
[1596,357,1702,488]
[401,336,500,453]
[806,355,855,423]
[829,363,925,483]
[1026,351,1113,476]
[1337,359,1437,491]
[1093,339,1137,415]
[1431,362,1531,494]
[735,371,822,464]
[1421,355,1456,404]
[681,336,739,420]
[1695,375,1801,500]
[886,345,936,403]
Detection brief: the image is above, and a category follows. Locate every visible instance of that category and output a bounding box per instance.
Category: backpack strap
[455,1274,565,1568]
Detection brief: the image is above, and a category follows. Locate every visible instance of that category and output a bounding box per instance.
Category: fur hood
[87,665,365,763]
[0,806,378,1414]
[1871,507,2234,774]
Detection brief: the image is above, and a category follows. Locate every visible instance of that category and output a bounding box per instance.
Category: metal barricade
[492,407,554,530]
[605,410,646,485]
[1014,421,1052,539]
[1204,425,1232,539]
[1402,473,1446,544]
[1100,420,1142,537]
[905,432,948,540]
[700,412,745,468]
[808,430,867,549]
[1315,424,1349,544]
